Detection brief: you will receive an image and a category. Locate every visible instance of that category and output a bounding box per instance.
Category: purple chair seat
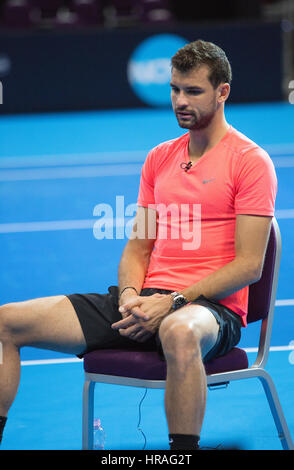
[84,347,249,380]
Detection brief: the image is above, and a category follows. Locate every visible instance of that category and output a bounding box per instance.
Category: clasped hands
[111,293,173,343]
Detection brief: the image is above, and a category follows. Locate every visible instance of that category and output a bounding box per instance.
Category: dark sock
[0,416,7,444]
[169,433,200,450]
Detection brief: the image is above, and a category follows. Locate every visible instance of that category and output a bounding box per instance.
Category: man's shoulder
[226,126,270,160]
[151,132,189,155]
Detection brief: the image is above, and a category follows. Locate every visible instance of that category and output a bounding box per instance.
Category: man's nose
[175,90,189,108]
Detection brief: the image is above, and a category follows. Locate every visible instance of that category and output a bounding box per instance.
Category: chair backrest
[247,217,281,324]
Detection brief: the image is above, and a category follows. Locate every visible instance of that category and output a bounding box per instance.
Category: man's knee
[158,315,202,366]
[0,303,16,343]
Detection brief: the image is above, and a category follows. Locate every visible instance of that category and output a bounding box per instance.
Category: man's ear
[218,83,230,103]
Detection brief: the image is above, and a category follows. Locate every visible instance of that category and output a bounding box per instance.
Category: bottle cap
[94,418,101,428]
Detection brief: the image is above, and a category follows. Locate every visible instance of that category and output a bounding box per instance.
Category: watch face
[173,295,188,310]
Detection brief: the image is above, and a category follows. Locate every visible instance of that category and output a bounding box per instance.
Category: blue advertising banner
[0,21,283,114]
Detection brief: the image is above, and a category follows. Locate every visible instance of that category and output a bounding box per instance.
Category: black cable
[137,388,148,450]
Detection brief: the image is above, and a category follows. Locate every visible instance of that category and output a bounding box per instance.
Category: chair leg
[258,370,294,450]
[82,378,96,450]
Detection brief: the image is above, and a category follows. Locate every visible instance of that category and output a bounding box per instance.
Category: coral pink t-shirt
[137,126,277,327]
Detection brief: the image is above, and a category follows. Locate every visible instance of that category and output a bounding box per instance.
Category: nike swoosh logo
[202,178,215,184]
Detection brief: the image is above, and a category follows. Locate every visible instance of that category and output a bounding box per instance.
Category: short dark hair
[171,40,232,88]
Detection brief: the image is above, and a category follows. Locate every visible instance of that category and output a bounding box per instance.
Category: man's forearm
[180,257,261,303]
[118,240,152,303]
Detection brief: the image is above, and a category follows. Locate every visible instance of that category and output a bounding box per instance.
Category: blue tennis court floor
[0,102,293,450]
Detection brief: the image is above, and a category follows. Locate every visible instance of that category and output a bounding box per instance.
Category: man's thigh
[1,296,87,355]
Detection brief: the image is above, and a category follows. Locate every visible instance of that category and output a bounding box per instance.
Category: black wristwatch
[170,291,188,311]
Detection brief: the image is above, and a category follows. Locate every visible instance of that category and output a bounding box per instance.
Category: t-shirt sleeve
[234,148,277,216]
[137,148,156,207]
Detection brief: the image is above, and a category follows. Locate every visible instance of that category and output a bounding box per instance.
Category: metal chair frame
[82,218,294,450]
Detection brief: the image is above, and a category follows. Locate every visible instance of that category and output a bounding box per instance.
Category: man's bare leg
[0,296,86,421]
[158,304,219,449]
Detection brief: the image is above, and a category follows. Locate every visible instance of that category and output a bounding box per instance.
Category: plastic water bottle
[93,418,106,450]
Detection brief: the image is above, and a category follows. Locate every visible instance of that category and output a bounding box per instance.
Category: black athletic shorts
[67,286,242,362]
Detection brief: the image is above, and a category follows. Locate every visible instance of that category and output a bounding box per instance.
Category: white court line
[20,345,294,366]
[0,149,293,182]
[272,156,294,167]
[0,219,95,233]
[275,209,294,219]
[0,144,293,170]
[264,143,294,155]
[0,158,293,182]
[243,345,294,353]
[21,357,83,366]
[0,210,294,235]
[0,163,142,181]
[0,151,147,169]
[275,299,294,306]
[0,159,293,183]
[0,217,128,234]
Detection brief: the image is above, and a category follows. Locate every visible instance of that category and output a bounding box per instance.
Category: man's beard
[175,108,216,130]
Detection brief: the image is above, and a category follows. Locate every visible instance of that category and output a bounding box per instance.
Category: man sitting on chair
[0,40,277,450]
